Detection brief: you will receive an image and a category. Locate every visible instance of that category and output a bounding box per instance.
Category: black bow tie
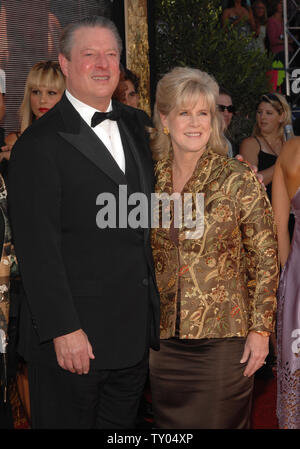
[91,109,120,128]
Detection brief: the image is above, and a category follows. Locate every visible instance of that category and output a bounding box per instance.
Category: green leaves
[155,0,274,145]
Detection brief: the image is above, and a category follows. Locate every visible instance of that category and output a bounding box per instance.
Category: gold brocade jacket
[151,149,279,339]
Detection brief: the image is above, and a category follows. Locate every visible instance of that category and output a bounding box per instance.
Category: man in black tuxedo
[8,16,160,429]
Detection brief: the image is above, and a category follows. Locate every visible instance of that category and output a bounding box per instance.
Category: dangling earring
[163,127,169,136]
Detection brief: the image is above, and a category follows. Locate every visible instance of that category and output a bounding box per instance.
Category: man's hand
[53,329,95,375]
[240,331,269,377]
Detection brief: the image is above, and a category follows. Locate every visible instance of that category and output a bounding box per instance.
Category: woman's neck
[261,130,281,141]
[172,148,204,174]
[172,148,205,193]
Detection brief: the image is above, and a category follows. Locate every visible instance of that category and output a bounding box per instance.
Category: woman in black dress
[239,93,292,202]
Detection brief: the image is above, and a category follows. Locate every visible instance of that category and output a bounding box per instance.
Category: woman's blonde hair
[253,92,292,139]
[20,60,65,133]
[149,66,227,161]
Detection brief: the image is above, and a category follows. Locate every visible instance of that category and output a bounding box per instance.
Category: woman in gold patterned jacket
[149,67,279,429]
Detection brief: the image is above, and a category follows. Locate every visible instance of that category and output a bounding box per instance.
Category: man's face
[59,26,121,111]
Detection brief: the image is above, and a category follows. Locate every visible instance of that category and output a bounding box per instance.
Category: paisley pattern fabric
[0,173,17,403]
[0,173,16,354]
[151,148,279,340]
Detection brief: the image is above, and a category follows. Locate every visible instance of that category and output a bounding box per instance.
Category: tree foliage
[154,0,274,143]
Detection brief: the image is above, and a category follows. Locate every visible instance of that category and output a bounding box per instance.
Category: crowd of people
[0,5,299,431]
[222,0,294,63]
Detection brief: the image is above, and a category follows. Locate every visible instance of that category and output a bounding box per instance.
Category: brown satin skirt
[149,337,254,429]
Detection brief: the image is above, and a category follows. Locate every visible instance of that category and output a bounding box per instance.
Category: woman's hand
[0,145,12,160]
[240,331,270,377]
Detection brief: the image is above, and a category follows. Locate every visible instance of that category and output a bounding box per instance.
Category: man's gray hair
[59,16,123,60]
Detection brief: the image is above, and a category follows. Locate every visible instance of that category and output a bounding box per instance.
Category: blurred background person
[239,92,292,202]
[2,61,65,163]
[252,0,268,51]
[272,137,300,428]
[217,87,236,157]
[267,0,293,64]
[222,0,256,36]
[2,60,65,427]
[122,68,140,108]
[149,66,278,429]
[113,67,140,109]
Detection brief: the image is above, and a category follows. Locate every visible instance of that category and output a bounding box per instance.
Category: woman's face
[276,1,283,14]
[254,3,266,18]
[217,93,233,128]
[123,80,139,108]
[160,94,212,157]
[30,85,63,119]
[256,101,283,134]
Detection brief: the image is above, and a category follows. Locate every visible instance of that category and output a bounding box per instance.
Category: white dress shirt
[65,90,125,173]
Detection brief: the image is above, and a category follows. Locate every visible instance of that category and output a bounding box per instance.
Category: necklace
[261,135,282,157]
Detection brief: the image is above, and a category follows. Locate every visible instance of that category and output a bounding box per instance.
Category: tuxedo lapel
[57,96,154,245]
[57,94,127,187]
[116,103,154,245]
[117,106,152,201]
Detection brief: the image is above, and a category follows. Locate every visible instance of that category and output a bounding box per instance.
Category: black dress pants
[27,352,149,429]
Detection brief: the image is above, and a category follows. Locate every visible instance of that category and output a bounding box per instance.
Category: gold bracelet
[254,331,271,337]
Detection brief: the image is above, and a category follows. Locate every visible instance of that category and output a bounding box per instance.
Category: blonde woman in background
[239,92,292,202]
[2,60,64,427]
[2,60,65,155]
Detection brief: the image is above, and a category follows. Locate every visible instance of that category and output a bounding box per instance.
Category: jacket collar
[155,148,229,194]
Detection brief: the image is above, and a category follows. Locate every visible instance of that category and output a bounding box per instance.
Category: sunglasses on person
[217,104,235,113]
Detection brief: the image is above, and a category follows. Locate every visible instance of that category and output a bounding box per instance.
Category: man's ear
[58,53,68,77]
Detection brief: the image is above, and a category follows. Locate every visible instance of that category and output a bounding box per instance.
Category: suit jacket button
[142,278,149,286]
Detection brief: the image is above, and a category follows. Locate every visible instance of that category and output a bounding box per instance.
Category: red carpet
[251,372,278,429]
